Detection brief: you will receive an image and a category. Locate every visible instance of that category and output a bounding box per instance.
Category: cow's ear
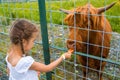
[97,2,116,14]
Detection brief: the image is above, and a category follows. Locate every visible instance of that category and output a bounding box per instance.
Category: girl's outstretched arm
[30,49,73,72]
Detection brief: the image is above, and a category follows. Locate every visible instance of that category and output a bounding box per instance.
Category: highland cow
[60,2,116,80]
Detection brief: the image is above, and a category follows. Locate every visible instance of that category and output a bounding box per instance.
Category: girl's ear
[22,39,27,47]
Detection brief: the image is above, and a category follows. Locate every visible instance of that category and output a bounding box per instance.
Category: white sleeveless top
[6,55,38,80]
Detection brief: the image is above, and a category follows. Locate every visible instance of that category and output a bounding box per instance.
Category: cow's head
[60,2,115,51]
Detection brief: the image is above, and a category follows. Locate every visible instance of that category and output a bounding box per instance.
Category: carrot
[68,49,74,53]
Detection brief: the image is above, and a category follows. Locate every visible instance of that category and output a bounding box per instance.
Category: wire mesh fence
[0,0,120,80]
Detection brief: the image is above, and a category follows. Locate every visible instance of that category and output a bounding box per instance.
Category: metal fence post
[38,0,52,80]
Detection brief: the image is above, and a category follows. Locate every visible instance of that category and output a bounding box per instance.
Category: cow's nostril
[68,41,75,45]
[72,43,75,47]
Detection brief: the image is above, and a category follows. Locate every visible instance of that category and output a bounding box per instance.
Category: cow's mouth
[67,41,75,50]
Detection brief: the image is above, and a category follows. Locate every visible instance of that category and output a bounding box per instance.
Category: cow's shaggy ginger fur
[60,2,116,80]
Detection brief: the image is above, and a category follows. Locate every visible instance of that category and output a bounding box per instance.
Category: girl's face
[23,32,38,52]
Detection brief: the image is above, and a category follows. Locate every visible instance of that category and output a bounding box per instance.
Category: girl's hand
[62,49,74,59]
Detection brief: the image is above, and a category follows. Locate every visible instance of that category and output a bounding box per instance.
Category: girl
[6,19,73,80]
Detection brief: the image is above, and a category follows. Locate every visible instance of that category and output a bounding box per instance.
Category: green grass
[0,2,39,25]
[0,0,120,33]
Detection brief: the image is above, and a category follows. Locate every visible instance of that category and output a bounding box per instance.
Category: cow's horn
[98,2,116,14]
[59,9,71,14]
